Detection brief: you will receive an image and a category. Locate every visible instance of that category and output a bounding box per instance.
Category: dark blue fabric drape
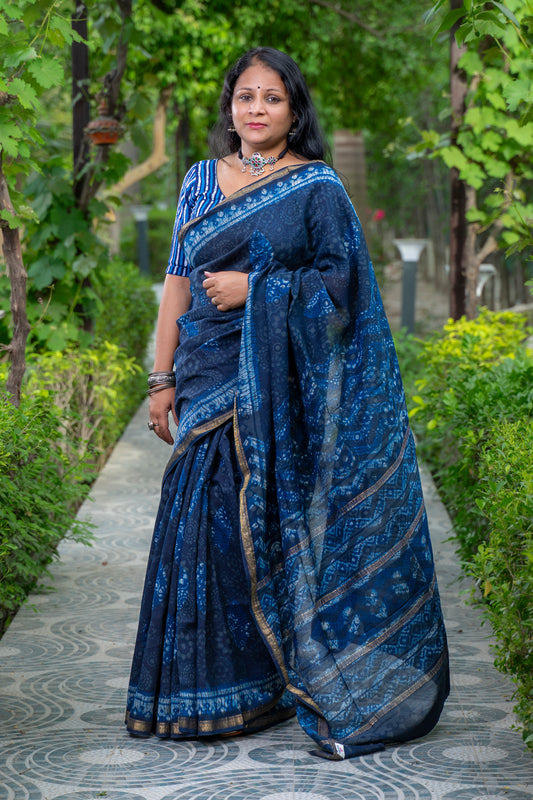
[126,162,448,757]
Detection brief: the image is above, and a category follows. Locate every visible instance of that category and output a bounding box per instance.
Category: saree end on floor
[227,163,450,757]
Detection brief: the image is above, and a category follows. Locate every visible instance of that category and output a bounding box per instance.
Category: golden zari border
[233,406,323,717]
[164,409,234,477]
[125,699,294,737]
[344,647,449,741]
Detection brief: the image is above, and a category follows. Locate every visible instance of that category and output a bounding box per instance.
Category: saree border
[125,695,295,737]
[163,408,234,480]
[233,404,324,717]
[234,401,444,741]
[177,160,326,244]
[342,647,449,743]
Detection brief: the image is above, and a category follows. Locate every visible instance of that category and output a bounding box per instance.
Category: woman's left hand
[203,271,248,311]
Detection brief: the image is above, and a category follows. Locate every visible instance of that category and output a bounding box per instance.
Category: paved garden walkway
[1,282,532,799]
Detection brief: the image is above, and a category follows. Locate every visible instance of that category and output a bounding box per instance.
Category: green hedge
[397,309,533,747]
[0,385,93,633]
[0,259,158,635]
[24,342,143,470]
[93,257,159,364]
[472,421,533,746]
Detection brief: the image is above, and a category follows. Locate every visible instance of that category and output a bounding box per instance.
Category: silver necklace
[238,146,288,177]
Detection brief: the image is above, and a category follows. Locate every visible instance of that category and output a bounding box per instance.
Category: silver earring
[228,122,236,132]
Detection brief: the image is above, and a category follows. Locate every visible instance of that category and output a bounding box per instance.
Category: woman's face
[231,61,295,156]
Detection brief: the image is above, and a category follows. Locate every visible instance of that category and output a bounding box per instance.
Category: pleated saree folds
[125,161,449,759]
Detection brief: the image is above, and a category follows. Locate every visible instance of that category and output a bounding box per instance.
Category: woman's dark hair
[209,47,329,162]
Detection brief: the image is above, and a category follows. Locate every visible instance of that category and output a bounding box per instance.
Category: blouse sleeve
[166,164,201,277]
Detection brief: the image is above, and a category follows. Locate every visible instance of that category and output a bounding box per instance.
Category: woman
[125,47,449,760]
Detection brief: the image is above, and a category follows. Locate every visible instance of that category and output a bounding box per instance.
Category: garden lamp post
[393,238,429,334]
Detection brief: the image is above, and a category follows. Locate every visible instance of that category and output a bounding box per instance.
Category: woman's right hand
[203,271,248,311]
[148,387,178,445]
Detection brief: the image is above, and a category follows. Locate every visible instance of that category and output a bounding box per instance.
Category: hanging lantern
[86,100,123,146]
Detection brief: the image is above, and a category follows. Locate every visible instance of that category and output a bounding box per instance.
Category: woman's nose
[249,97,265,114]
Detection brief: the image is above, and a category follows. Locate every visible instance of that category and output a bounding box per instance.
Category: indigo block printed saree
[126,162,449,759]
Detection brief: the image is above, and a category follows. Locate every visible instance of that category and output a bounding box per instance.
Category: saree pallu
[126,162,449,758]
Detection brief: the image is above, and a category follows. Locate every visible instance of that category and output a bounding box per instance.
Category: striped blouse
[166,160,224,277]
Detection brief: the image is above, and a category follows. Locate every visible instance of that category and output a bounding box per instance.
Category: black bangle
[147,384,176,396]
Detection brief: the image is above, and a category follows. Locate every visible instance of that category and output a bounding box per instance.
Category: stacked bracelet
[148,370,176,388]
[147,370,176,396]
[147,384,175,396]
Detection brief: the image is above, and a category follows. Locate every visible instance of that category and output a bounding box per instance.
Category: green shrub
[409,310,533,558]
[0,336,148,633]
[93,257,158,364]
[25,342,143,469]
[0,382,93,634]
[0,332,150,634]
[0,253,157,637]
[403,309,533,746]
[393,330,425,408]
[22,257,157,465]
[472,420,533,746]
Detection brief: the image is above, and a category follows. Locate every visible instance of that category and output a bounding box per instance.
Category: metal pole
[131,205,151,276]
[401,260,418,334]
[393,239,429,335]
[136,218,150,276]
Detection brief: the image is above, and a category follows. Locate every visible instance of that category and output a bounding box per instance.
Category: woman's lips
[247,123,266,129]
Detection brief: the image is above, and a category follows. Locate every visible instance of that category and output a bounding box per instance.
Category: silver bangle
[148,371,175,389]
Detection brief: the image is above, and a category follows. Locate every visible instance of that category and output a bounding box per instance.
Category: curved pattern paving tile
[0,399,531,799]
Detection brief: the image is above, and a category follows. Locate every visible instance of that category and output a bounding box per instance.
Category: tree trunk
[72,1,90,203]
[464,184,479,319]
[0,158,30,406]
[449,1,468,320]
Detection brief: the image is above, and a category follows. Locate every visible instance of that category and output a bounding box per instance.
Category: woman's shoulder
[294,161,348,197]
[303,160,341,181]
[182,159,218,186]
[294,162,357,221]
[179,159,222,207]
[291,160,341,184]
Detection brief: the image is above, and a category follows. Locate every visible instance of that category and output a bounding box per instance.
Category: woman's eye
[238,94,252,101]
[267,96,280,103]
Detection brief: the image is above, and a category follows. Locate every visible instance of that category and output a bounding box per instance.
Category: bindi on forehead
[235,85,284,94]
